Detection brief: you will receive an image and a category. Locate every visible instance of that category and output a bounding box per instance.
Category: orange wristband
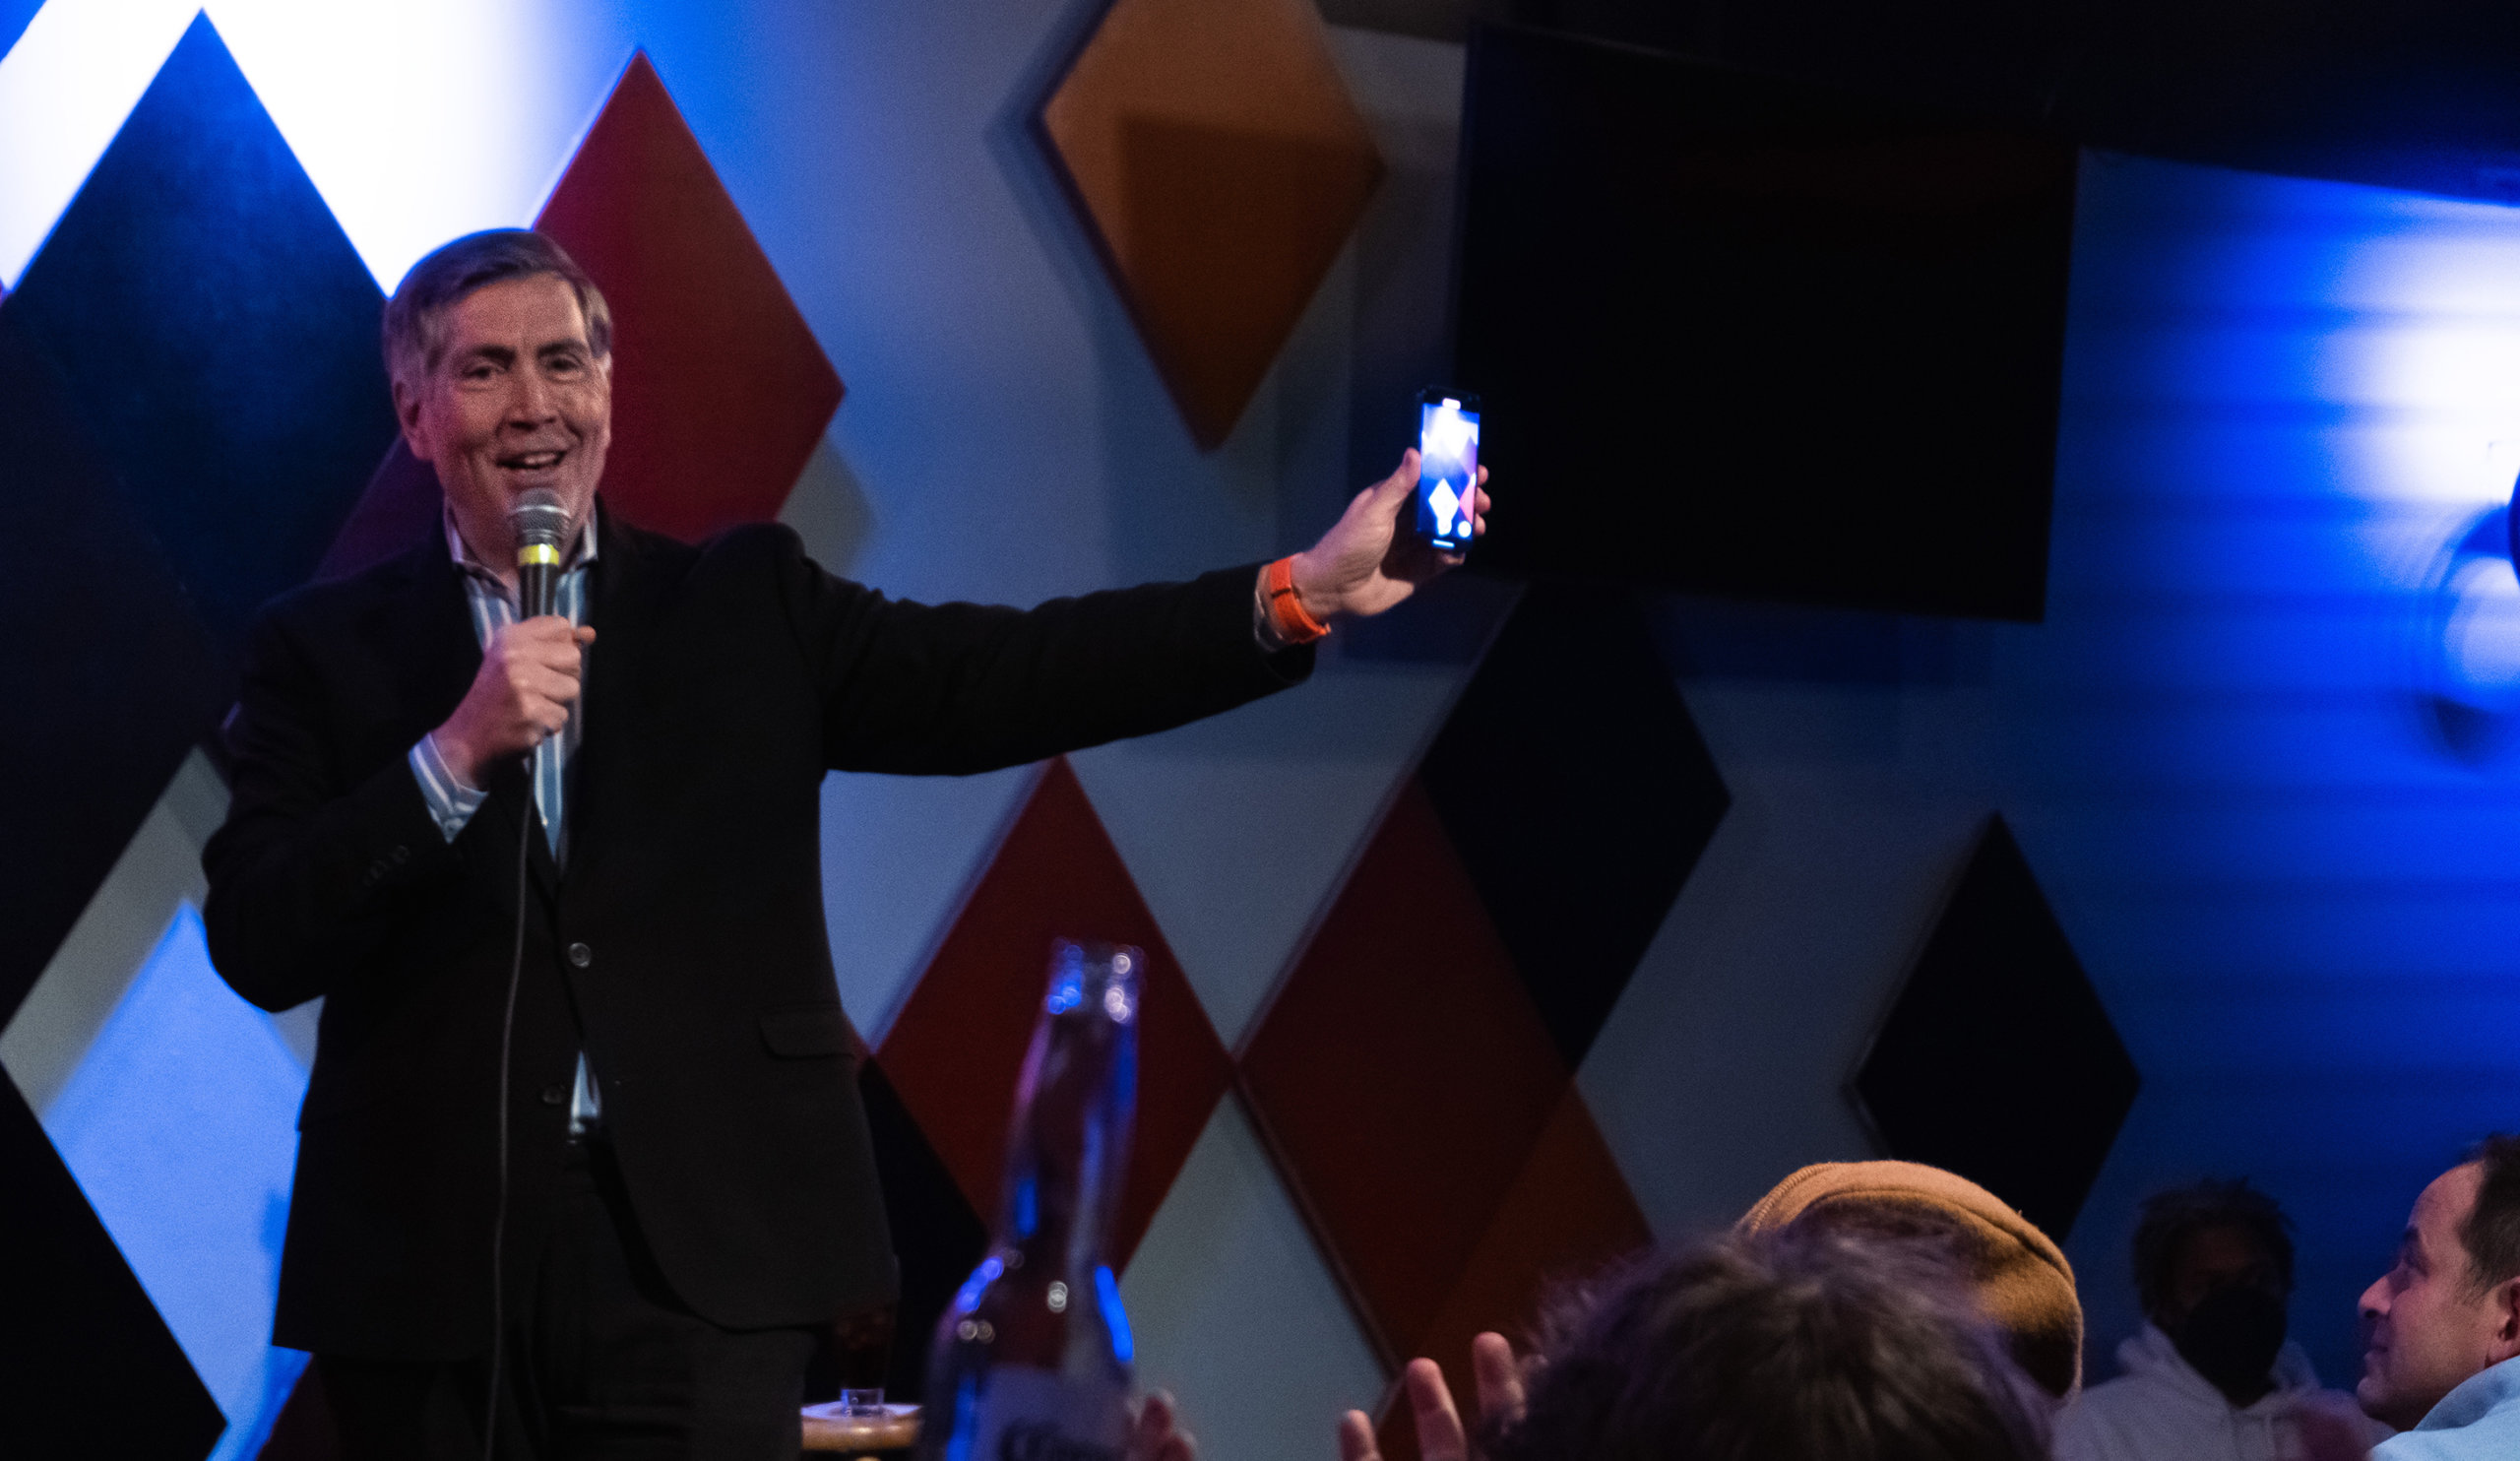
[1266,556,1329,644]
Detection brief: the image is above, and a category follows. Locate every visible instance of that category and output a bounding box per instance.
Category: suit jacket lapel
[562,499,656,891]
[408,526,480,736]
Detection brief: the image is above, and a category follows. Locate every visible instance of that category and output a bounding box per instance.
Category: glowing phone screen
[1418,398,1480,550]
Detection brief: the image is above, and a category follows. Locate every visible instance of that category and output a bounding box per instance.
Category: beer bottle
[917,941,1141,1461]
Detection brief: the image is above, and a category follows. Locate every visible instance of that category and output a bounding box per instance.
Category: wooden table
[801,1401,919,1456]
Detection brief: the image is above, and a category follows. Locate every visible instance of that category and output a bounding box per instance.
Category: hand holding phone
[1282,398,1486,622]
[1416,389,1480,552]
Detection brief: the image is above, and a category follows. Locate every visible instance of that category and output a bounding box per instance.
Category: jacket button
[539,1085,566,1107]
[567,942,593,968]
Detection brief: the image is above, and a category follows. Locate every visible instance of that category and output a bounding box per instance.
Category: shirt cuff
[1256,557,1329,649]
[1254,565,1287,651]
[409,732,488,842]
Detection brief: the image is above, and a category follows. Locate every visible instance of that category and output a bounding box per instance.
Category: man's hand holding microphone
[428,486,592,789]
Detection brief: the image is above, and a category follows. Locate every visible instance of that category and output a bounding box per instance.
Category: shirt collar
[442,500,600,584]
[2416,1352,2520,1431]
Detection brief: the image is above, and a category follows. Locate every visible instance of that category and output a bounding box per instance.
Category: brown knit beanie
[1737,1160,2084,1400]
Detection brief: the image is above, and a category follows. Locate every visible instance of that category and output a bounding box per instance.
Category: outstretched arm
[795,454,1488,776]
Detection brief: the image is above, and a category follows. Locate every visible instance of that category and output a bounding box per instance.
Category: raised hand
[1126,1389,1195,1461]
[1335,1332,1525,1461]
[1290,450,1491,621]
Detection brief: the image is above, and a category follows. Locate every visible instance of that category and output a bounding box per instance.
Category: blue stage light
[41,905,309,1461]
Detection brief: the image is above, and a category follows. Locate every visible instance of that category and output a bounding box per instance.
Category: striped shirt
[406,508,602,1133]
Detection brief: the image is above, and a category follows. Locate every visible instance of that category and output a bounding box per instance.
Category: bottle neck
[997,989,1134,1274]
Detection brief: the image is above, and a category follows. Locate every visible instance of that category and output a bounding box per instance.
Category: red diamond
[1372,1088,1652,1461]
[536,53,843,541]
[876,759,1230,1271]
[1238,779,1571,1364]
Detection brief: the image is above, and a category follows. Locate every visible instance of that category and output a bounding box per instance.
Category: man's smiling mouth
[501,450,566,471]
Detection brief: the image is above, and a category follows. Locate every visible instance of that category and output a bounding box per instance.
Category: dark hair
[381,229,611,385]
[2131,1179,2295,1319]
[2460,1134,2520,1298]
[1482,1228,2050,1461]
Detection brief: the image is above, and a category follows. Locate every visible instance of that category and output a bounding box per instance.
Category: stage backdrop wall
[8,3,2520,1458]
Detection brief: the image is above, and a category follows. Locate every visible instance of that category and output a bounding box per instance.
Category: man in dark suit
[202,229,1484,1460]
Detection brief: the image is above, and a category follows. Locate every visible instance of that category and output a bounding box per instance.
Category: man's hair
[1482,1227,2051,1461]
[2131,1178,2295,1319]
[380,229,611,386]
[2459,1134,2520,1298]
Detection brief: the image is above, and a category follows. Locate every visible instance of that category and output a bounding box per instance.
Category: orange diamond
[1041,0,1382,449]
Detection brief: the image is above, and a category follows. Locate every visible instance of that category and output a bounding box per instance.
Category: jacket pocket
[760,1004,854,1058]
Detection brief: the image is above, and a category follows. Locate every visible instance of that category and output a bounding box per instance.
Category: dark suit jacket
[202,506,1310,1359]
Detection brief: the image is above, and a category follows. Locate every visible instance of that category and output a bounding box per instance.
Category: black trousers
[319,1136,817,1461]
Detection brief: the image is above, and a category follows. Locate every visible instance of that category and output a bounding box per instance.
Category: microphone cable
[483,763,533,1461]
[481,487,567,1460]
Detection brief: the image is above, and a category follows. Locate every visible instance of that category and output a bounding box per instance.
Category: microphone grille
[509,488,571,546]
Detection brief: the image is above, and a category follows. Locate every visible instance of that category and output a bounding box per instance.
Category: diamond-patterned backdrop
[28,3,2514,1460]
[0,10,1503,1456]
[0,12,1734,1454]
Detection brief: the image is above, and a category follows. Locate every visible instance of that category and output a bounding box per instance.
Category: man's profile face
[394,272,610,564]
[2358,1164,2516,1429]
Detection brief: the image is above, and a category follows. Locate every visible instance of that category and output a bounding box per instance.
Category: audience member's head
[2129,1177,2296,1404]
[1480,1226,2051,1461]
[2358,1135,2520,1429]
[1738,1159,2085,1399]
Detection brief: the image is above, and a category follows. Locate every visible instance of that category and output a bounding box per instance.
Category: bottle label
[956,1365,1130,1461]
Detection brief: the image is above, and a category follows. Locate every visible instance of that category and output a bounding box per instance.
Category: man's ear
[391,373,429,457]
[2489,1276,2520,1363]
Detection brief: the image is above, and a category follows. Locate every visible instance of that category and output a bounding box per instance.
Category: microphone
[510,488,570,619]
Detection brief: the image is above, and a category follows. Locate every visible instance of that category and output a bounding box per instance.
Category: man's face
[394,273,609,565]
[2162,1223,2285,1327]
[2358,1164,2520,1429]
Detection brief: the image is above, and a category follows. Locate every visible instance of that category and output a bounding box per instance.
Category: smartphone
[1416,389,1480,551]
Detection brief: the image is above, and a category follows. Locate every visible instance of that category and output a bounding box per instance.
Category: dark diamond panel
[314,438,442,583]
[849,1059,989,1405]
[0,310,231,1023]
[253,1365,343,1461]
[0,1074,224,1459]
[1418,582,1731,1068]
[3,13,396,659]
[1852,815,2140,1239]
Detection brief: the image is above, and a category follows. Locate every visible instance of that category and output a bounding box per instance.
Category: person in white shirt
[2058,1179,2385,1461]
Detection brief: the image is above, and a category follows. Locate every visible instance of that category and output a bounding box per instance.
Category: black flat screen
[1454,27,2076,621]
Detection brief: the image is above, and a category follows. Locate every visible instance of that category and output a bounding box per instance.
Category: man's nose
[2359,1275,2389,1320]
[506,367,557,422]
